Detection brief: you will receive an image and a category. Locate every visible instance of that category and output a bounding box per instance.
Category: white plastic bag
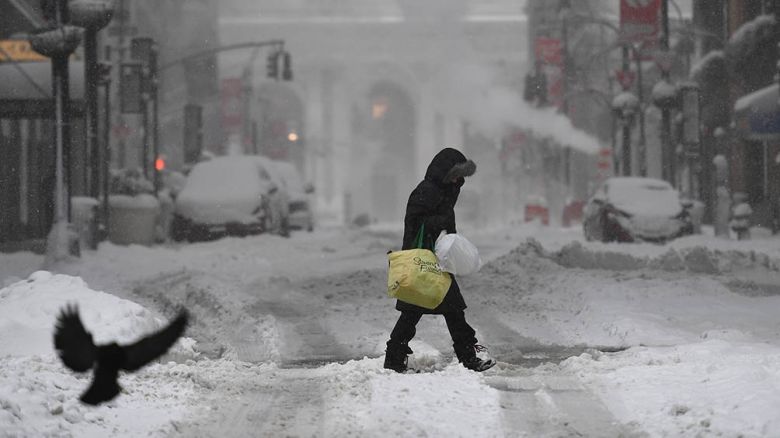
[435,232,482,276]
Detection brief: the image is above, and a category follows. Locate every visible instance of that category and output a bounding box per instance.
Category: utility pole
[621,45,632,175]
[660,0,673,184]
[559,0,572,187]
[99,63,112,240]
[131,37,159,193]
[636,45,647,177]
[69,0,115,248]
[30,0,83,261]
[242,47,262,153]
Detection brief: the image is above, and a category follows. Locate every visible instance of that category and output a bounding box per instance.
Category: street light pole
[621,45,632,176]
[69,0,115,248]
[559,0,572,188]
[660,0,674,184]
[30,0,84,261]
[635,45,647,177]
[99,64,112,240]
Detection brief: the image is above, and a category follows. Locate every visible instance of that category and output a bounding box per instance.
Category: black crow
[53,304,189,405]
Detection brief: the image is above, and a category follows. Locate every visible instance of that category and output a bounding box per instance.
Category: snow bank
[562,341,780,437]
[0,271,168,357]
[0,272,201,437]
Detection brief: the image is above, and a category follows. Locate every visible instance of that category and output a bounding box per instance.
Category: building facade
[217,0,529,225]
[693,0,780,230]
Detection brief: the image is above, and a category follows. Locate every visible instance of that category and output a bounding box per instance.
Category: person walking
[384,148,495,373]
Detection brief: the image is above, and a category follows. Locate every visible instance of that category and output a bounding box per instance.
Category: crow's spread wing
[54,304,97,372]
[121,309,188,371]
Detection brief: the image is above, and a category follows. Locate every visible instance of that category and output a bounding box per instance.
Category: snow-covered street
[2,223,780,437]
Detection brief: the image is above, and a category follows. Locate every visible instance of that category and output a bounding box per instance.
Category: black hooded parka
[396,148,471,315]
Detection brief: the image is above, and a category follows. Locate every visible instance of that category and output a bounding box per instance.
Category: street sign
[120,63,144,114]
[0,40,47,62]
[534,37,564,110]
[535,37,562,66]
[620,0,661,55]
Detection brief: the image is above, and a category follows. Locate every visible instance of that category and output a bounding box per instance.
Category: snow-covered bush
[109,168,154,196]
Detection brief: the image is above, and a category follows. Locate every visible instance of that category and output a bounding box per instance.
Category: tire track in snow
[248,284,354,364]
[484,369,647,437]
[169,371,327,437]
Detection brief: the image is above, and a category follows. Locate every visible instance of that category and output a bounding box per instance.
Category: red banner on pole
[534,37,564,109]
[220,77,243,135]
[615,70,636,90]
[620,0,661,53]
[534,37,562,66]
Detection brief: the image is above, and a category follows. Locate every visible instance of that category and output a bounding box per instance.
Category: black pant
[388,310,478,361]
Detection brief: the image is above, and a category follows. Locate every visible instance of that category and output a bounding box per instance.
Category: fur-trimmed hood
[424,148,477,185]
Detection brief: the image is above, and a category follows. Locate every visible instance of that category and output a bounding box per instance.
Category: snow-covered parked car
[172,155,290,242]
[265,160,315,232]
[583,177,693,243]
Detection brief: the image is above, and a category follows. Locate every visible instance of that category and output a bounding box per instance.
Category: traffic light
[155,155,166,172]
[266,51,280,80]
[282,52,293,81]
[183,103,203,163]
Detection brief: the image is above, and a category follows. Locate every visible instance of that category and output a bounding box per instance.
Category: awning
[0,60,85,100]
[0,60,84,118]
[734,83,780,141]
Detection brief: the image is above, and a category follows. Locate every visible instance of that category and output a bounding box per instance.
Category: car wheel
[600,212,614,243]
[171,216,189,242]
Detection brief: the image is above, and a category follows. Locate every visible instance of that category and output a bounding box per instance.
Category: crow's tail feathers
[80,363,121,405]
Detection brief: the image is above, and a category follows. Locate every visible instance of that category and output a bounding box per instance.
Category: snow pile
[0,272,202,437]
[369,363,502,436]
[0,271,173,357]
[555,240,780,276]
[562,341,780,437]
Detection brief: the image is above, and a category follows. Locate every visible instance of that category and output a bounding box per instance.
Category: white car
[172,155,290,241]
[582,177,694,243]
[264,160,315,232]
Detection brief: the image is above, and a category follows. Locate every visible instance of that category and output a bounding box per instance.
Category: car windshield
[607,178,682,217]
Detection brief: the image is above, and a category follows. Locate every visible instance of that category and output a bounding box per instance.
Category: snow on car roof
[182,156,266,197]
[604,177,682,217]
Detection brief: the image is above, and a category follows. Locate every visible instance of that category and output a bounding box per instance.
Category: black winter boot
[384,342,413,373]
[455,344,496,372]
